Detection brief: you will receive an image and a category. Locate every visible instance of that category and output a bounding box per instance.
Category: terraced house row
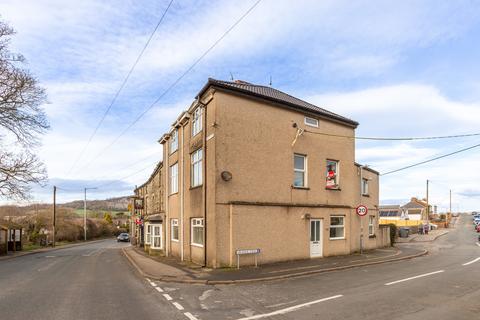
[130,78,390,268]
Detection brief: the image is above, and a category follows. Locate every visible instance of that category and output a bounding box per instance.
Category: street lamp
[84,187,98,241]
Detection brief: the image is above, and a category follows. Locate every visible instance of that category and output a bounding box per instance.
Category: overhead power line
[304,129,480,141]
[74,0,263,174]
[381,142,480,176]
[94,161,158,189]
[67,0,175,175]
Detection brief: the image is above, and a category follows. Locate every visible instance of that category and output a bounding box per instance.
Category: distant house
[401,197,431,221]
[379,205,406,221]
[0,225,7,255]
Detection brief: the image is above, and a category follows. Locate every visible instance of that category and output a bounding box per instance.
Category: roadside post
[236,249,261,269]
[356,205,368,254]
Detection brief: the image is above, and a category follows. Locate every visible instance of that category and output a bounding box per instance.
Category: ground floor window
[368,216,375,236]
[145,223,151,244]
[171,219,179,241]
[151,224,162,249]
[191,218,204,247]
[330,216,345,239]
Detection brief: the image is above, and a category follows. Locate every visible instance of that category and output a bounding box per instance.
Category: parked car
[117,233,130,242]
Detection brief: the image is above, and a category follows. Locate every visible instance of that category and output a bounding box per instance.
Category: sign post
[356,205,368,254]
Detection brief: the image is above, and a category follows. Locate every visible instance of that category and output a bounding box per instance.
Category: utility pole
[449,189,452,215]
[426,179,429,226]
[84,187,97,241]
[53,186,56,248]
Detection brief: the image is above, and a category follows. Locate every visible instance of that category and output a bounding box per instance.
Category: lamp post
[84,187,98,241]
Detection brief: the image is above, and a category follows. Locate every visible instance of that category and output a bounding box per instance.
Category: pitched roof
[197,78,358,127]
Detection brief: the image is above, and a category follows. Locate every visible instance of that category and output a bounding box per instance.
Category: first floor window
[170,129,178,153]
[362,178,369,195]
[191,148,203,187]
[171,219,179,241]
[326,160,339,189]
[369,216,375,236]
[191,107,202,136]
[294,154,307,187]
[145,224,151,244]
[191,218,204,247]
[330,216,345,239]
[170,163,178,194]
[151,224,162,249]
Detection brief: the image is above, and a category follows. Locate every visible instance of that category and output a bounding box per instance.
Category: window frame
[151,224,163,249]
[169,163,178,195]
[191,148,203,188]
[293,153,307,188]
[326,159,340,190]
[362,178,369,195]
[171,219,179,242]
[191,107,203,137]
[304,116,319,128]
[368,216,375,236]
[191,218,204,247]
[170,129,178,154]
[145,223,151,245]
[329,215,345,240]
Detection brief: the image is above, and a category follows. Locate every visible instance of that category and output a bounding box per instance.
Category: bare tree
[0,19,49,200]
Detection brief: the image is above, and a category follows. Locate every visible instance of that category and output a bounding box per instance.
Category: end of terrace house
[130,78,390,268]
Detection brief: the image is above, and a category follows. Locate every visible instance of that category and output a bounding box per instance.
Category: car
[476,225,480,233]
[117,233,130,242]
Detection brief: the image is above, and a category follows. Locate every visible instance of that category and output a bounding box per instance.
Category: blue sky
[1,0,480,210]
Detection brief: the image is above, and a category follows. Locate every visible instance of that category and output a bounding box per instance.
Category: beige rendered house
[131,78,390,268]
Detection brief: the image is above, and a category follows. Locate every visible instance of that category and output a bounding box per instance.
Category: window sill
[190,185,203,190]
[169,149,178,155]
[191,243,204,248]
[329,237,346,241]
[362,194,370,197]
[292,185,310,190]
[369,234,376,238]
[171,239,179,242]
[169,192,179,196]
[326,187,341,191]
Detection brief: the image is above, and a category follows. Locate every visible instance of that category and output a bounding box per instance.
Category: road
[1,214,479,320]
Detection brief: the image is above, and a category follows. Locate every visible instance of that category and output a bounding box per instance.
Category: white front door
[310,219,323,258]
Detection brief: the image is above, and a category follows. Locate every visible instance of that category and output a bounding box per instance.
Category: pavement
[123,244,427,284]
[395,228,450,243]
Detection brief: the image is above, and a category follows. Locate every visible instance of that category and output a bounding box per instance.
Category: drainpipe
[202,103,208,267]
[180,125,185,261]
[165,143,169,257]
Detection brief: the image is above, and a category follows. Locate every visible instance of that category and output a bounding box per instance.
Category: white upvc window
[362,178,369,195]
[151,224,163,249]
[326,159,340,189]
[191,107,202,137]
[293,154,307,187]
[368,216,375,236]
[191,148,203,187]
[145,223,151,244]
[170,129,178,153]
[304,116,319,128]
[191,218,204,247]
[171,219,179,242]
[170,163,178,194]
[330,216,345,239]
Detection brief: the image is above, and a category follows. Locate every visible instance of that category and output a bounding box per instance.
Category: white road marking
[149,282,157,287]
[145,278,151,281]
[385,270,444,286]
[173,302,185,310]
[45,256,56,258]
[155,287,164,293]
[462,257,480,266]
[184,312,199,320]
[163,294,173,301]
[476,242,480,247]
[235,295,343,320]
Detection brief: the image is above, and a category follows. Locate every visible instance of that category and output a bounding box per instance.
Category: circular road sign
[356,205,368,217]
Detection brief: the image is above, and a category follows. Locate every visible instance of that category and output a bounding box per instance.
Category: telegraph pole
[449,189,452,215]
[426,180,430,229]
[83,187,97,241]
[53,186,56,247]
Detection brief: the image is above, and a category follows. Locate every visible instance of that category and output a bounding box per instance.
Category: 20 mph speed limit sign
[356,205,368,217]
